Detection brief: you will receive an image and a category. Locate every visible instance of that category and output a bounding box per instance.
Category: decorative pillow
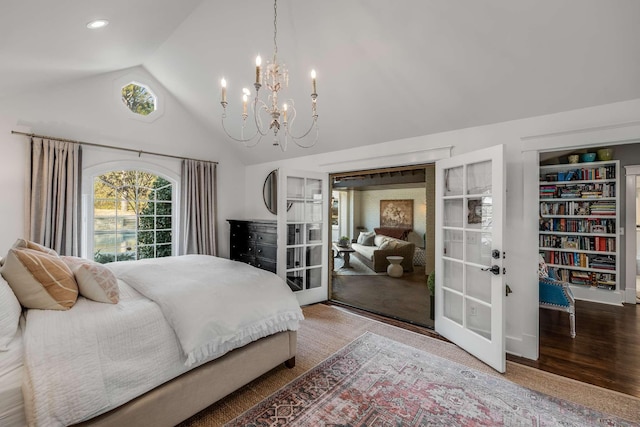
[385,239,399,250]
[61,257,119,304]
[378,240,391,251]
[12,238,58,256]
[357,231,375,246]
[0,248,78,310]
[374,235,388,247]
[538,254,549,278]
[0,275,21,351]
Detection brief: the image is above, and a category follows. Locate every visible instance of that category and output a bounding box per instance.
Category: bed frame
[74,330,297,427]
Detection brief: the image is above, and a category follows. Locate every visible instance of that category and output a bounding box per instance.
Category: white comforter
[107,255,303,366]
[22,255,303,426]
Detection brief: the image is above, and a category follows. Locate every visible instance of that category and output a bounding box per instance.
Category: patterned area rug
[226,332,638,426]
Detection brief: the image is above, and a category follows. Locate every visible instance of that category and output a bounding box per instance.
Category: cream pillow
[0,248,78,310]
[374,235,388,247]
[385,239,399,250]
[12,238,58,256]
[0,275,21,351]
[378,240,391,250]
[61,257,119,304]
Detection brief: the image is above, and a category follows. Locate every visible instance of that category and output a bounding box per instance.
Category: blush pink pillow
[61,257,119,304]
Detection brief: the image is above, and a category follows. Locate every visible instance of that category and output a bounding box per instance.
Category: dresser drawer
[254,232,277,245]
[238,254,256,266]
[255,243,276,261]
[254,259,276,273]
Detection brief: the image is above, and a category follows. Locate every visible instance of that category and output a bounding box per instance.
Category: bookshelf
[539,160,623,305]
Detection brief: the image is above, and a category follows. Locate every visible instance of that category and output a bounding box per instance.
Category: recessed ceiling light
[86,19,109,30]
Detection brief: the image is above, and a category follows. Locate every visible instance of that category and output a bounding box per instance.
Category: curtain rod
[10,131,218,165]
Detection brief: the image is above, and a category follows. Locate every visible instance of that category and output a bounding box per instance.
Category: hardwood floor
[328,298,640,399]
[510,300,640,398]
[330,265,433,328]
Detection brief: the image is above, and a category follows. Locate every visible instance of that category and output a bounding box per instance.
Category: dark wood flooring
[329,286,640,398]
[509,300,640,398]
[330,266,433,328]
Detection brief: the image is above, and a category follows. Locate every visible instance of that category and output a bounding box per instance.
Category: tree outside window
[121,82,157,116]
[93,170,173,263]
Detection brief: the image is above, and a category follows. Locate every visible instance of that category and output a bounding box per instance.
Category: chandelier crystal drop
[219,0,318,151]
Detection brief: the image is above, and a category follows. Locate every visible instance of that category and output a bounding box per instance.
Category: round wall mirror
[263,170,278,215]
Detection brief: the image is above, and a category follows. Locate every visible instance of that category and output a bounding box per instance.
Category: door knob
[481,265,501,275]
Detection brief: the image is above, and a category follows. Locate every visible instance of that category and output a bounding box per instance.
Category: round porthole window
[121,82,157,116]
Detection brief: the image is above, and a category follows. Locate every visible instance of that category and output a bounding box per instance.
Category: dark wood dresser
[228,219,277,273]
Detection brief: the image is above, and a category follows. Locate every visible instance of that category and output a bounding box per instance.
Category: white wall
[0,66,245,258]
[356,187,426,242]
[245,98,640,360]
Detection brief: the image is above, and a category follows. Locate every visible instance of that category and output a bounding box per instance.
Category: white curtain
[181,159,217,255]
[27,137,81,256]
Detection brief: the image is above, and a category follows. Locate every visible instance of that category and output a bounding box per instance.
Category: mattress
[0,323,26,427]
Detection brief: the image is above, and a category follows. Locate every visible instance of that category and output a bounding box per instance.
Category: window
[121,82,157,116]
[92,170,174,263]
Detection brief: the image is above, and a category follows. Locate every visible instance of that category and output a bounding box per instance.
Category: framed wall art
[380,199,413,228]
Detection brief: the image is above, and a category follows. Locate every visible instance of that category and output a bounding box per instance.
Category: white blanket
[107,255,303,366]
[23,280,187,427]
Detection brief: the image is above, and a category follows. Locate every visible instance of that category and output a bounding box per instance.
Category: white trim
[318,146,452,172]
[521,121,640,153]
[82,160,180,260]
[624,166,639,304]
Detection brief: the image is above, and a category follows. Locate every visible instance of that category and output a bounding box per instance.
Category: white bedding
[23,280,186,427]
[107,255,304,366]
[0,326,26,427]
[22,255,303,427]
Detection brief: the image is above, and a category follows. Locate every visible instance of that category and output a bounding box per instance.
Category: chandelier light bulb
[283,103,288,122]
[220,78,227,104]
[255,56,262,85]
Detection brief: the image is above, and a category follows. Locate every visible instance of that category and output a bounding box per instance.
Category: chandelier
[219,0,318,151]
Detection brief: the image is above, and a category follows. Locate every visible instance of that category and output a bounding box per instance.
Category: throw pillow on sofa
[357,231,375,246]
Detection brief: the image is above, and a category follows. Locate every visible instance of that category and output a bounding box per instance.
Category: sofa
[351,233,415,273]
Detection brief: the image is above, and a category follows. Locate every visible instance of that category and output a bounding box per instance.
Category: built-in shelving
[539,160,622,305]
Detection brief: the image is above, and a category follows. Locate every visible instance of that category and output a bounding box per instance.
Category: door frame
[521,120,640,359]
[624,165,640,304]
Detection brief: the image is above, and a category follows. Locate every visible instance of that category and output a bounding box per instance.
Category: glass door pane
[285,175,323,293]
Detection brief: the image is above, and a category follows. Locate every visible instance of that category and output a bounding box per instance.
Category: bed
[0,251,303,427]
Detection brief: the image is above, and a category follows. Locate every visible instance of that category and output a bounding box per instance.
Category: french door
[277,168,329,306]
[435,144,506,372]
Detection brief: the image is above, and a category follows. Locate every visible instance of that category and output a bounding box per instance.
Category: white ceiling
[1,0,639,165]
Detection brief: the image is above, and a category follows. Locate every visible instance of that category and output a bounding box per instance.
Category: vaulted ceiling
[1,0,639,165]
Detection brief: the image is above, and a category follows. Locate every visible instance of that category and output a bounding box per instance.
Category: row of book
[541,165,616,182]
[539,218,615,234]
[551,269,616,290]
[544,252,616,270]
[539,201,592,216]
[539,235,615,252]
[589,201,615,215]
[539,182,616,199]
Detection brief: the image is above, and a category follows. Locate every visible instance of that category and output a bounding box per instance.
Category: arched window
[91,170,175,263]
